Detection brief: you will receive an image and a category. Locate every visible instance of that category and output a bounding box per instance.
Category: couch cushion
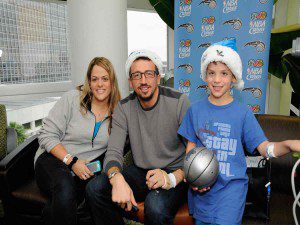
[11,179,47,204]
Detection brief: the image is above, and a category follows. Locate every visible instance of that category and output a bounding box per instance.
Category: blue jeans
[35,152,104,225]
[86,164,188,225]
[195,220,219,225]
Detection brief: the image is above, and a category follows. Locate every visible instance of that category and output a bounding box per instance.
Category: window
[0,0,70,84]
[127,10,167,74]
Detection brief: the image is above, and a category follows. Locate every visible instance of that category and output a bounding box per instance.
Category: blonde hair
[77,57,121,132]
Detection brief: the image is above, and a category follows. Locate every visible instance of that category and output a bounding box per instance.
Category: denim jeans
[86,164,188,225]
[195,220,219,225]
[35,152,104,225]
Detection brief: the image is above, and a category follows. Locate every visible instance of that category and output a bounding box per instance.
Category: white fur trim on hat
[125,49,164,78]
[200,45,244,90]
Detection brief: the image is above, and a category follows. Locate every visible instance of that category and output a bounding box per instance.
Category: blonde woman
[34,57,121,225]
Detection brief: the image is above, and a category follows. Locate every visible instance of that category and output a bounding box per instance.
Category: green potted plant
[8,122,27,145]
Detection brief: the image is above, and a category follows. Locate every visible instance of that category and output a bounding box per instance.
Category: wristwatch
[108,171,119,180]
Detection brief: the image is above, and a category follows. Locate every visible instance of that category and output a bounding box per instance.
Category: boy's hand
[192,186,210,193]
[287,140,300,152]
[184,178,210,193]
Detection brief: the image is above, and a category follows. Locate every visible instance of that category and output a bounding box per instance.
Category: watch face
[109,171,118,179]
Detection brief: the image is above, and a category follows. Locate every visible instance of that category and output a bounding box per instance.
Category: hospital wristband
[266,143,276,158]
[63,153,72,164]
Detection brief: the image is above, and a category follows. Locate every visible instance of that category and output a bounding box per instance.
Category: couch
[0,104,17,160]
[0,104,17,220]
[0,114,299,225]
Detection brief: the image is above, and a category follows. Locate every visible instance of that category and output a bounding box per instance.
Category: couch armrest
[6,127,17,154]
[0,134,39,196]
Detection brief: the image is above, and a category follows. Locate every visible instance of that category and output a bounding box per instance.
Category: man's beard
[138,92,155,102]
[136,85,156,102]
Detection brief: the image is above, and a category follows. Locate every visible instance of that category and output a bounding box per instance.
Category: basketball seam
[189,151,214,186]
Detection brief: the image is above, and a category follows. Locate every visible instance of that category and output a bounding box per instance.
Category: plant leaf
[281,54,300,95]
[148,0,174,29]
[270,24,300,55]
[268,52,286,80]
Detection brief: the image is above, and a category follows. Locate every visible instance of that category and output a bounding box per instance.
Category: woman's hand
[71,159,94,180]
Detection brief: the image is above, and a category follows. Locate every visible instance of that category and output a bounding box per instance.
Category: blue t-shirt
[178,98,267,225]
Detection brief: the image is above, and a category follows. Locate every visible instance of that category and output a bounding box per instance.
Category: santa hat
[200,38,244,90]
[125,49,163,78]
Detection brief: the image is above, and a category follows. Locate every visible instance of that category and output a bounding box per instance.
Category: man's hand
[146,169,166,190]
[110,173,137,211]
[72,159,93,180]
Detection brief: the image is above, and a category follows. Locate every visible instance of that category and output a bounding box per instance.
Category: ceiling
[127,0,154,11]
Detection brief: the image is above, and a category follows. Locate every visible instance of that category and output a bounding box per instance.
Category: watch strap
[68,156,78,170]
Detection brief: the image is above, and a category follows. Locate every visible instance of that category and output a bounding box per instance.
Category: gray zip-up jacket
[104,86,190,173]
[34,90,109,163]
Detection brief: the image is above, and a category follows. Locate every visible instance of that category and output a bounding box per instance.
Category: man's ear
[129,78,133,89]
[157,75,161,85]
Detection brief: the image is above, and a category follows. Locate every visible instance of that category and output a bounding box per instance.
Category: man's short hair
[125,50,163,78]
[130,56,159,75]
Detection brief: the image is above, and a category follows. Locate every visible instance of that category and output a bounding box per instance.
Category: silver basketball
[184,147,219,189]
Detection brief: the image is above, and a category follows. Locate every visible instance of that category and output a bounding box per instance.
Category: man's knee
[86,173,110,201]
[144,191,173,223]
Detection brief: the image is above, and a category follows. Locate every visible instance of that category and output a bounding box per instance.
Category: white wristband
[266,143,276,158]
[167,173,177,188]
[63,154,72,164]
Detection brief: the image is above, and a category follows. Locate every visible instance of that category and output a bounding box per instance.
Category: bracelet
[63,154,72,164]
[266,143,276,158]
[68,156,78,170]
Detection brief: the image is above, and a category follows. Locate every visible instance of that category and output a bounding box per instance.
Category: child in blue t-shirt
[178,38,300,225]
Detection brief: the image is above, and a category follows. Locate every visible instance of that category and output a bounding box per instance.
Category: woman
[34,57,121,225]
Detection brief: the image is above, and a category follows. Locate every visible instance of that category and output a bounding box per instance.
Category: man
[86,50,190,225]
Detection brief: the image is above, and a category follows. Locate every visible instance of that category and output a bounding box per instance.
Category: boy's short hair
[200,38,244,90]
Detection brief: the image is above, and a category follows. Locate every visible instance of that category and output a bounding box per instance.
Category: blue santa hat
[200,38,244,90]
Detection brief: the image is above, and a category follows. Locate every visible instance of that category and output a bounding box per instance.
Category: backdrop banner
[174,0,274,114]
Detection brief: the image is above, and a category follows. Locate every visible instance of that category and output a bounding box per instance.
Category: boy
[178,38,300,225]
